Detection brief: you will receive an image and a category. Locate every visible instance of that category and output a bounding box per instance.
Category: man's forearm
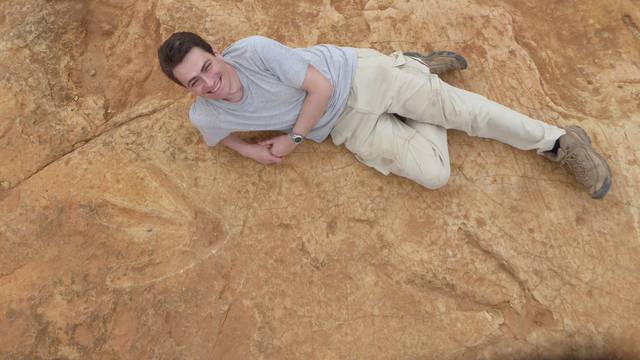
[220,133,251,156]
[292,65,334,137]
[292,86,333,136]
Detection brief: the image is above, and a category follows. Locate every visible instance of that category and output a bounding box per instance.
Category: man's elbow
[324,80,334,97]
[315,76,333,99]
[303,65,334,97]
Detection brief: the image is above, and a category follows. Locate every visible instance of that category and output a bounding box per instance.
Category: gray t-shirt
[189,35,357,146]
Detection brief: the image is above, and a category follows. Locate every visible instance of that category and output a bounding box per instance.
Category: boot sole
[591,149,612,199]
[403,51,468,71]
[593,176,611,199]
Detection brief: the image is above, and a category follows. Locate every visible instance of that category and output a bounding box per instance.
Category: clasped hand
[259,134,297,158]
[246,134,297,165]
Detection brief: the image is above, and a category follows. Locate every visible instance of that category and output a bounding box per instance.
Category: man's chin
[202,92,222,100]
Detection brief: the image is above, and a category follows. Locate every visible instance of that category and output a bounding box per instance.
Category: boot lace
[561,150,594,187]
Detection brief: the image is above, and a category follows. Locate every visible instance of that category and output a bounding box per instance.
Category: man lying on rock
[157,32,612,198]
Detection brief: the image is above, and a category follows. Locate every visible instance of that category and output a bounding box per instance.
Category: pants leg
[330,49,452,188]
[388,52,566,154]
[330,48,565,189]
[332,109,451,189]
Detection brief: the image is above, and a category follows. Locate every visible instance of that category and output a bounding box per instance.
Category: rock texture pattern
[1,0,639,359]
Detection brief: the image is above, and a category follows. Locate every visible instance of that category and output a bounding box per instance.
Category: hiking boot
[404,51,468,75]
[544,125,612,198]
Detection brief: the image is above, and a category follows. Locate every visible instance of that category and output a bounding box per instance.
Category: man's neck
[222,65,244,103]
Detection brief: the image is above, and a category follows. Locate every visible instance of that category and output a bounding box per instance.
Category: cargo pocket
[390,51,432,76]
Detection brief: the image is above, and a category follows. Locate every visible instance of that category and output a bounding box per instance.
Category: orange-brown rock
[1,0,639,359]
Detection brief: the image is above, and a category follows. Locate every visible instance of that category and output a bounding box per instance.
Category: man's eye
[192,79,199,87]
[204,63,211,72]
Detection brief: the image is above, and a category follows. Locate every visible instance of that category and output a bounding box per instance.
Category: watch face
[291,134,303,144]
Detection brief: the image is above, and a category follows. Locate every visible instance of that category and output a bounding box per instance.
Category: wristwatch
[288,132,304,144]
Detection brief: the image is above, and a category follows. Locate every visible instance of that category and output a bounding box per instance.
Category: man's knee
[400,138,451,189]
[416,164,450,189]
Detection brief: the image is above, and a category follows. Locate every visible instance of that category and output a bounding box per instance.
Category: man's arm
[220,61,334,164]
[293,64,334,136]
[260,64,333,157]
[221,133,283,165]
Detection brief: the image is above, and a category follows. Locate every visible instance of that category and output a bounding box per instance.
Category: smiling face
[172,47,243,102]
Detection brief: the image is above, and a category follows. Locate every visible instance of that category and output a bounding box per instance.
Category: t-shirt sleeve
[197,125,231,146]
[248,35,310,88]
[189,104,231,146]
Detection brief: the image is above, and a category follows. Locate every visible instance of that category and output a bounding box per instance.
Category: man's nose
[202,75,214,87]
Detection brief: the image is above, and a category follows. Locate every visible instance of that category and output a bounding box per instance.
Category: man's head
[158,32,241,101]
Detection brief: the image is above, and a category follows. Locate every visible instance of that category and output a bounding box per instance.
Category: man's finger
[270,152,284,161]
[266,147,283,158]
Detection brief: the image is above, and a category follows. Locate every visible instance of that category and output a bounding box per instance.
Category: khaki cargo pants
[330,49,566,189]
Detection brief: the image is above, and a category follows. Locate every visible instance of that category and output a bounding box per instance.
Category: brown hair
[157,32,215,86]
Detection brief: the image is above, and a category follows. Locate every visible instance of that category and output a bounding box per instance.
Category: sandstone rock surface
[1,0,639,359]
